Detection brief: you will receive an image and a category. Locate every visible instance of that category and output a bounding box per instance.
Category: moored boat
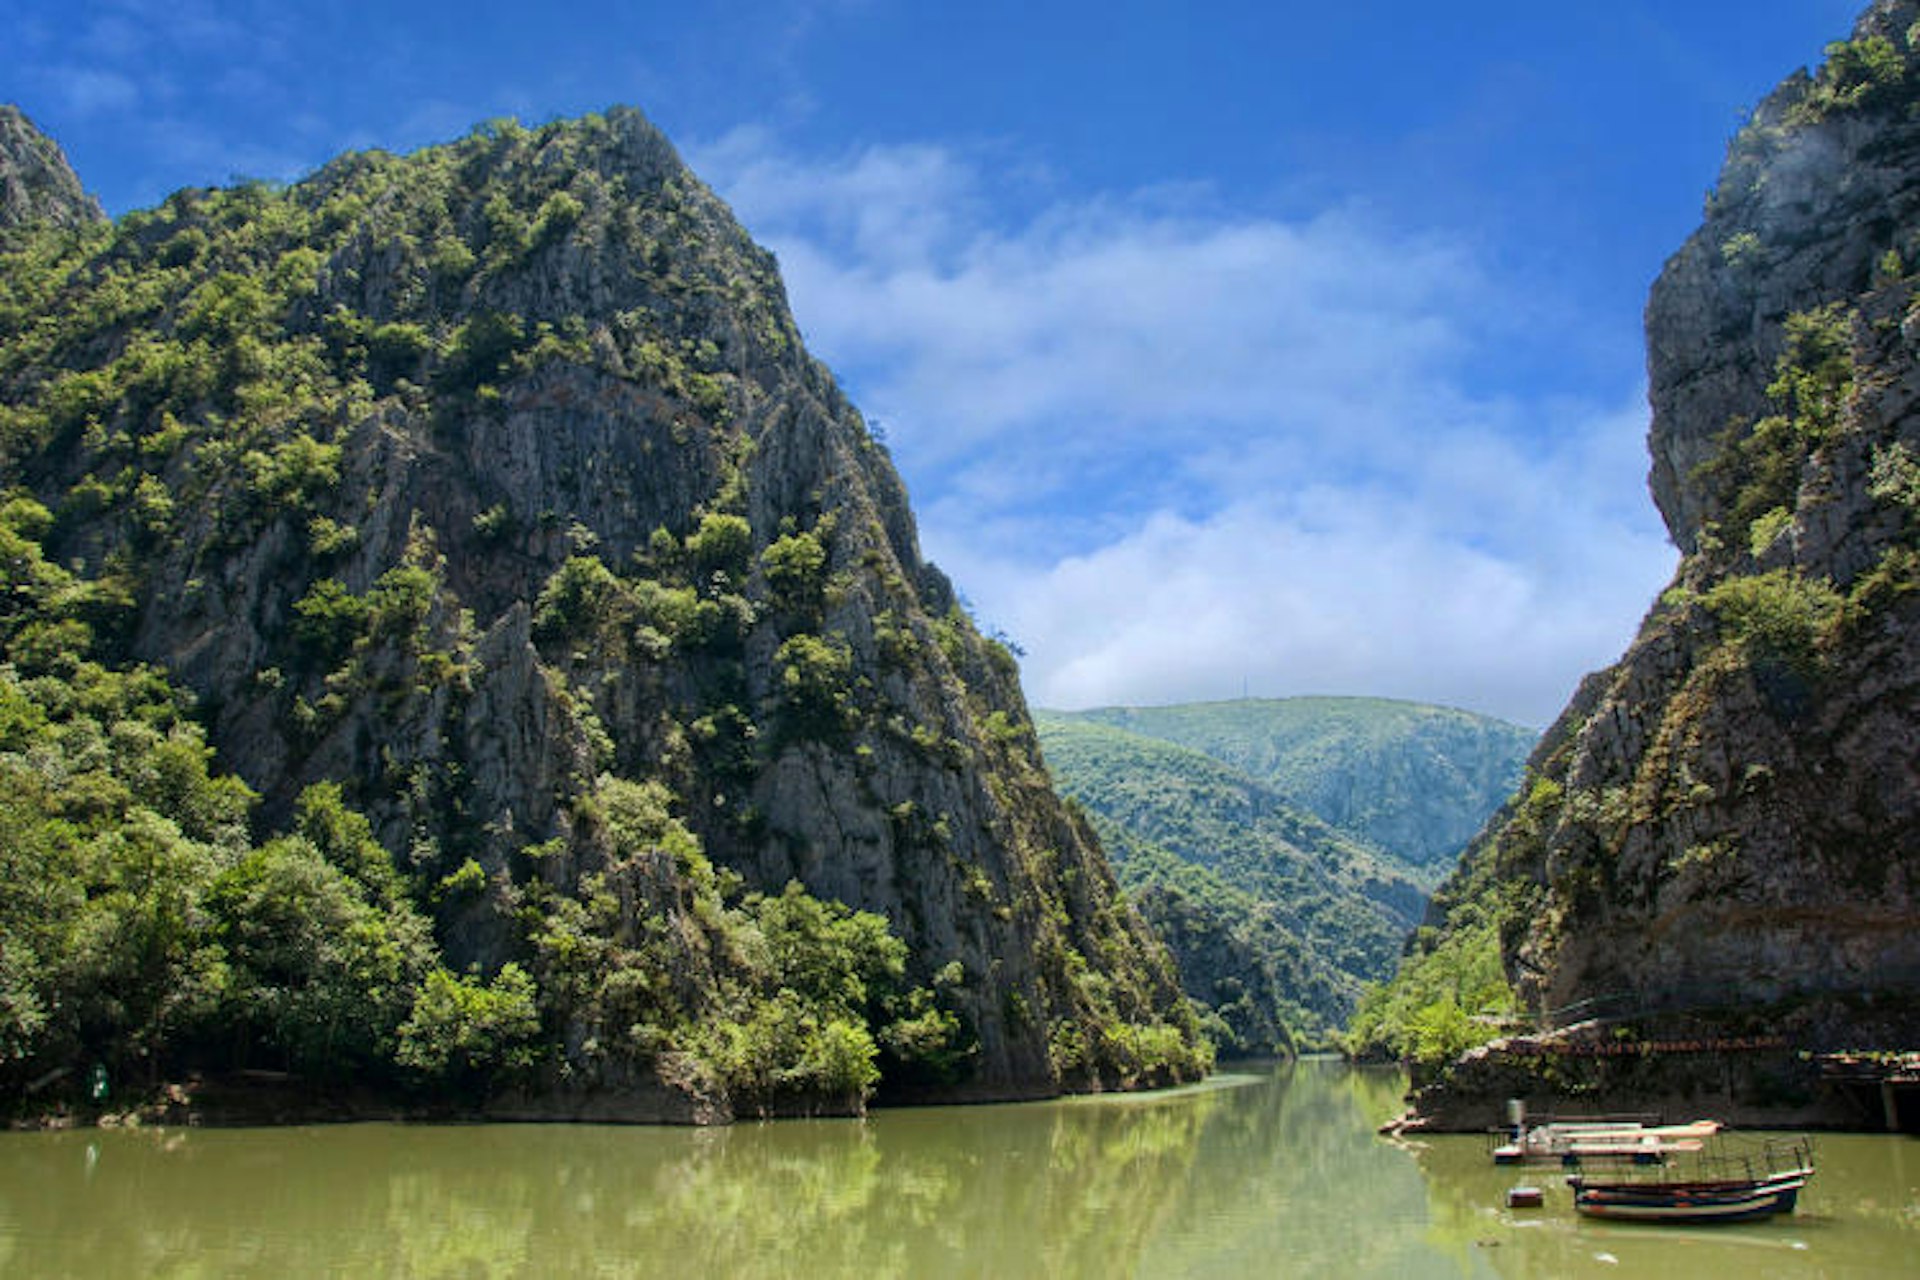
[1490,1116,1721,1166]
[1566,1136,1815,1224]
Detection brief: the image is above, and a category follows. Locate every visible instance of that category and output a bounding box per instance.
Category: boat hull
[1569,1172,1809,1224]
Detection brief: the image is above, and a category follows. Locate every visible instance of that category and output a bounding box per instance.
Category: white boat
[1491,1116,1722,1166]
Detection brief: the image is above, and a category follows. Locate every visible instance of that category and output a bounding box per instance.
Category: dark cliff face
[1449,1,1920,1047]
[0,106,103,231]
[0,107,1204,1109]
[1646,4,1920,553]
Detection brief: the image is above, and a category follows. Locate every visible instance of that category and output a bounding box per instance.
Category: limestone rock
[0,105,1203,1110]
[0,106,103,231]
[1453,0,1920,1057]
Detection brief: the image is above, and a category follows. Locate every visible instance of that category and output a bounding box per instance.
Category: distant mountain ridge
[1035,697,1532,1050]
[1050,698,1536,882]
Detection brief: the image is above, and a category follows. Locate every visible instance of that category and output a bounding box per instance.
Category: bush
[686,512,752,577]
[533,555,628,640]
[760,528,827,607]
[1702,569,1842,675]
[438,311,526,394]
[365,321,436,391]
[366,562,438,641]
[396,963,542,1085]
[1789,34,1908,122]
[243,432,341,508]
[774,632,855,731]
[292,579,369,662]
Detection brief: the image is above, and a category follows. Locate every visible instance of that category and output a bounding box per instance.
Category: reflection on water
[0,1060,1913,1278]
[1404,1117,1920,1279]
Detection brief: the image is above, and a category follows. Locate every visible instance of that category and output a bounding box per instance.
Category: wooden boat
[1568,1169,1807,1222]
[1566,1136,1815,1224]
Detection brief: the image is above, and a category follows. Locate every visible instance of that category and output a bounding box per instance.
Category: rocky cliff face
[1436,2,1920,1057]
[0,107,1203,1113]
[0,106,102,231]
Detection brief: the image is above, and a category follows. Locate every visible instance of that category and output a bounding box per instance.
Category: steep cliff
[0,107,1204,1117]
[1393,2,1920,1094]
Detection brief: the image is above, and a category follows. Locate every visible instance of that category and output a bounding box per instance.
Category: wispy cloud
[944,396,1671,726]
[698,130,1676,726]
[44,66,141,116]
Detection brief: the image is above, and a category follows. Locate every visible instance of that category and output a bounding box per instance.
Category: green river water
[1,1057,1914,1277]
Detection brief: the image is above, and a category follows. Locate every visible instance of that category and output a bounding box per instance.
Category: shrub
[774,632,855,731]
[307,515,359,558]
[760,528,827,606]
[1695,304,1855,539]
[1702,569,1842,674]
[396,963,542,1084]
[366,562,438,641]
[365,321,436,391]
[686,512,752,577]
[532,555,628,640]
[1788,34,1908,122]
[292,579,370,661]
[243,432,342,508]
[1766,304,1854,441]
[438,311,526,394]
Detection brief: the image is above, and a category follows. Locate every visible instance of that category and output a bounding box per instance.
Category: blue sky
[4,1,1868,725]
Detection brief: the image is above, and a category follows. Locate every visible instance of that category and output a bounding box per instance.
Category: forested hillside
[1060,699,1533,882]
[0,104,1206,1121]
[1035,702,1525,1050]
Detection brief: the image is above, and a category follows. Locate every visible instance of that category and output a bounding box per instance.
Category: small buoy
[1507,1185,1545,1209]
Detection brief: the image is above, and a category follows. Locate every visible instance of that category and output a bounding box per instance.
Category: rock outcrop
[0,106,102,230]
[1410,2,1920,1109]
[0,107,1203,1114]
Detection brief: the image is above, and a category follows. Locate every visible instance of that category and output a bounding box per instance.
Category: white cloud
[695,131,1679,726]
[935,401,1674,727]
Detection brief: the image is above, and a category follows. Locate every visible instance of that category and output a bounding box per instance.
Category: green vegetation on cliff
[1366,4,1920,1088]
[0,522,960,1109]
[0,106,1205,1117]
